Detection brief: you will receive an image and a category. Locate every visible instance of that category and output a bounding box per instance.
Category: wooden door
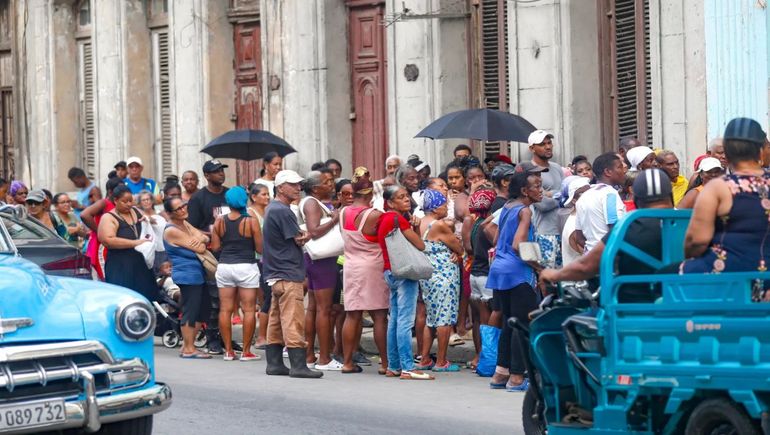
[348,1,387,180]
[233,23,262,186]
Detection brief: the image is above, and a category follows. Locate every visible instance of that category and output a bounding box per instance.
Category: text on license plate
[0,399,66,431]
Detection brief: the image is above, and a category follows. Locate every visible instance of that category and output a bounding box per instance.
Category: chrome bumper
[1,381,172,434]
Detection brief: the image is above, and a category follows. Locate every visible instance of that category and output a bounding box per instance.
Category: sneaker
[240,352,261,362]
[207,341,224,355]
[223,351,237,361]
[314,359,344,371]
[232,341,243,352]
[353,352,372,366]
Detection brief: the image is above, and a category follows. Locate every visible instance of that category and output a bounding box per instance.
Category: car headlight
[115,301,155,341]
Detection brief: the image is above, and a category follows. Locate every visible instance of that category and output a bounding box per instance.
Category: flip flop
[414,361,435,371]
[400,370,435,380]
[448,333,465,346]
[385,369,402,377]
[341,364,363,374]
[506,378,529,392]
[180,351,212,359]
[432,362,461,372]
[489,381,507,389]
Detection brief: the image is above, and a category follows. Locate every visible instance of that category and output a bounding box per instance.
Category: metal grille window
[152,30,173,178]
[599,0,652,149]
[77,41,96,179]
[479,0,509,156]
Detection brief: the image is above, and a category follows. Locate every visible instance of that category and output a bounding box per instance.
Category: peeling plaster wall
[51,1,78,192]
[261,0,351,176]
[386,0,469,173]
[123,0,153,176]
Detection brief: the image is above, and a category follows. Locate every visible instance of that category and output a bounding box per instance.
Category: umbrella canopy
[414,108,537,143]
[201,129,296,161]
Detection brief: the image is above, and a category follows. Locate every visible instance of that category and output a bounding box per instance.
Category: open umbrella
[415,108,536,143]
[201,129,296,161]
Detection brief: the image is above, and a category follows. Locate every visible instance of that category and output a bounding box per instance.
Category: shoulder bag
[299,196,345,260]
[385,214,433,281]
[182,221,218,280]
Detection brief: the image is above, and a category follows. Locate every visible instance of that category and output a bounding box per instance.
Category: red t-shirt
[377,211,411,271]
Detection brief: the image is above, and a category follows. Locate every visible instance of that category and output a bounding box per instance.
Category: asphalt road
[152,342,525,435]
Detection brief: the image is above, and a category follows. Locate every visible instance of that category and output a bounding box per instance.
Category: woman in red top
[377,186,433,380]
[80,177,124,280]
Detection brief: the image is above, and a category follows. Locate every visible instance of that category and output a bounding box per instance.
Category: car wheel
[161,330,180,348]
[96,415,152,435]
[194,329,208,348]
[685,398,759,435]
[522,388,547,435]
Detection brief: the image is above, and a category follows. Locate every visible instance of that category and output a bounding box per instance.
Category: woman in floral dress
[415,189,464,372]
[683,118,770,291]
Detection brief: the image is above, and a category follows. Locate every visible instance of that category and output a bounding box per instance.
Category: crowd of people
[6,116,768,387]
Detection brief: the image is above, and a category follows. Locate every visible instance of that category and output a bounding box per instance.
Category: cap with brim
[26,190,46,203]
[565,177,590,206]
[114,161,127,169]
[202,159,229,173]
[274,170,305,186]
[697,157,723,172]
[491,164,516,182]
[723,117,767,145]
[515,161,549,174]
[126,156,143,167]
[527,130,554,146]
[632,168,673,202]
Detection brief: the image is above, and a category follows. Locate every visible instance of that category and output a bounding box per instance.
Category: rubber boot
[287,348,323,378]
[265,344,290,376]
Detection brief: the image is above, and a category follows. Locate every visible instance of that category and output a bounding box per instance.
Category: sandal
[448,333,465,346]
[180,351,212,359]
[506,378,529,392]
[414,360,435,371]
[400,370,435,380]
[341,364,363,374]
[432,361,461,372]
[385,369,402,377]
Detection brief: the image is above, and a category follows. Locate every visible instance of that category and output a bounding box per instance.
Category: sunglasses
[25,200,42,206]
[172,203,188,212]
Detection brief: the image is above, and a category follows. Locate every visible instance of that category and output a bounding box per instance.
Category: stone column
[92,0,127,183]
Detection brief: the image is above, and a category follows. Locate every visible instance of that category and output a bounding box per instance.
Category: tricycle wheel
[685,398,759,435]
[161,330,180,348]
[522,388,547,435]
[96,415,152,435]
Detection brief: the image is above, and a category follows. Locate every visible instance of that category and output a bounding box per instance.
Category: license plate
[0,399,66,431]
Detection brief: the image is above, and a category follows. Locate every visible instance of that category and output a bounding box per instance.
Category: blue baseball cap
[723,117,766,146]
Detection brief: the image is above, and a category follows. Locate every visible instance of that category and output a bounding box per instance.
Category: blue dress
[681,172,770,276]
[487,204,536,291]
[419,222,460,328]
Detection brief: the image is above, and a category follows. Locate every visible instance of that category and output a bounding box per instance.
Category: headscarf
[626,146,654,171]
[468,189,496,217]
[9,180,26,197]
[225,186,249,216]
[421,189,447,212]
[353,166,370,182]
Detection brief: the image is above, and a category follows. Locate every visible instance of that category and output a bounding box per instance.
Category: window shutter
[79,41,96,179]
[153,30,173,178]
[480,0,509,157]
[613,0,652,146]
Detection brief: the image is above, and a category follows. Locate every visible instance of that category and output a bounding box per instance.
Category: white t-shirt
[574,183,625,252]
[561,214,581,266]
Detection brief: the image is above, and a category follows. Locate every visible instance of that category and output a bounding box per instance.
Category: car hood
[0,255,85,344]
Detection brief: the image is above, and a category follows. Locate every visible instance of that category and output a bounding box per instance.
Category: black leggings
[494,284,540,375]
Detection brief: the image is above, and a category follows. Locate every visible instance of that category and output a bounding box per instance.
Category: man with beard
[526,130,565,268]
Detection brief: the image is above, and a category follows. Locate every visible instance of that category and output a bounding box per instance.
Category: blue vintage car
[0,208,171,434]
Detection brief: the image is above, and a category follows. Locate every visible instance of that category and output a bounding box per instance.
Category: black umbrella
[414,108,537,143]
[201,129,296,161]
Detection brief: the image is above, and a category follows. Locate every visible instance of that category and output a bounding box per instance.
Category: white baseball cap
[565,177,590,206]
[126,156,143,167]
[527,130,554,146]
[274,170,305,187]
[698,157,723,172]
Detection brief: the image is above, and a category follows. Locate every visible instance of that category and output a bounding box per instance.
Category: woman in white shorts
[210,186,263,361]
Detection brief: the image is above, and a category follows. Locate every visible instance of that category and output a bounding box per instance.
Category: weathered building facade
[3,0,769,191]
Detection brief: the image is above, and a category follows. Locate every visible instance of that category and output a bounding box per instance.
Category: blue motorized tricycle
[520,209,770,434]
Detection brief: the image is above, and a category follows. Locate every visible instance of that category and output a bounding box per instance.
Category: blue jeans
[384,270,419,372]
